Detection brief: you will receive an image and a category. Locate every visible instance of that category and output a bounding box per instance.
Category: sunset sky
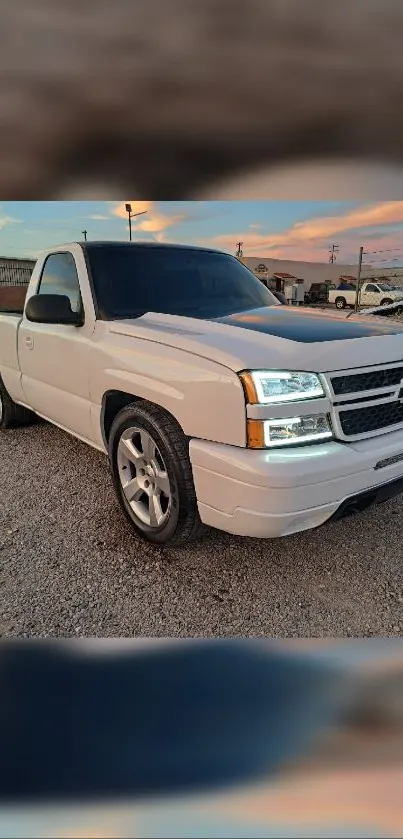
[1,200,403,267]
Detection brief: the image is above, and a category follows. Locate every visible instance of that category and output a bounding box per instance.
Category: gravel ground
[1,422,403,637]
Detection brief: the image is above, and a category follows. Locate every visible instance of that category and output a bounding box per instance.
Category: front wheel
[109,400,204,547]
[335,296,346,309]
[380,298,393,306]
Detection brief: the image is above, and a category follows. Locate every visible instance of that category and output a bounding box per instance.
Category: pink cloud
[209,201,403,261]
[112,201,185,233]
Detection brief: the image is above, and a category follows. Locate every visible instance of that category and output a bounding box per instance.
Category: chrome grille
[332,365,403,395]
[340,401,403,436]
[325,361,403,441]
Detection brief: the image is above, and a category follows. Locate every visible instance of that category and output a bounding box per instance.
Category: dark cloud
[1,1,403,198]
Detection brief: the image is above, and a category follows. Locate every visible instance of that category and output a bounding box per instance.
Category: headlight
[240,370,324,404]
[247,414,332,448]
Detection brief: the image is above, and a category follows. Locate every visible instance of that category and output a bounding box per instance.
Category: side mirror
[25,294,83,326]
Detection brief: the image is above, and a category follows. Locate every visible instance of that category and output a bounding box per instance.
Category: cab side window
[365,284,378,293]
[38,253,82,314]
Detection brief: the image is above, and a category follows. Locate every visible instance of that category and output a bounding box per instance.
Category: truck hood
[109,306,403,373]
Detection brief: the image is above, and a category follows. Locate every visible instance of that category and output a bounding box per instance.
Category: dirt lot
[1,421,403,637]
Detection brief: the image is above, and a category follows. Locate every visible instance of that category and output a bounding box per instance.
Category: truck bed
[0,311,23,400]
[0,285,27,314]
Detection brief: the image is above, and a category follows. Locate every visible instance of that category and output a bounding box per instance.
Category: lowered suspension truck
[2,242,403,546]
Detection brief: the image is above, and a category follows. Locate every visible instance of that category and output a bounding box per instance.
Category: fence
[0,264,34,287]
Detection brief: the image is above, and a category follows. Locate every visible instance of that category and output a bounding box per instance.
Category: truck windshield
[85,244,279,319]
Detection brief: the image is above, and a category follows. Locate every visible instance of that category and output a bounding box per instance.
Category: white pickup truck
[328,281,403,310]
[3,241,403,547]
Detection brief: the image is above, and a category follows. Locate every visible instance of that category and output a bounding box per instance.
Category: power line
[363,247,403,255]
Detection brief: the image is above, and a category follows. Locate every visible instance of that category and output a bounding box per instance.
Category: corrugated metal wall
[0,258,35,286]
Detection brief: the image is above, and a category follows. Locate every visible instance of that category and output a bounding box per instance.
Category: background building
[241,256,403,293]
[360,266,403,286]
[0,256,35,286]
[0,256,35,313]
[241,256,367,293]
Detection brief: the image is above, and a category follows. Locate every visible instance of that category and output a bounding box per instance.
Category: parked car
[304,283,330,305]
[328,281,403,310]
[4,241,403,547]
[272,289,287,304]
[256,277,285,305]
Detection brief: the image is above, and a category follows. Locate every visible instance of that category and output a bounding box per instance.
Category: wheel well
[101,390,185,446]
[102,390,142,445]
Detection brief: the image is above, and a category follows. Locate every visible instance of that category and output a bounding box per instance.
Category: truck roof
[74,240,226,255]
[32,241,231,261]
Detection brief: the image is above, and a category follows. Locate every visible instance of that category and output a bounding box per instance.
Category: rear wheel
[109,400,204,547]
[335,296,346,309]
[0,375,34,430]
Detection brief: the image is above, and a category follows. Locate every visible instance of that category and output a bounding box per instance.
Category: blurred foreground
[0,639,402,837]
[2,1,403,198]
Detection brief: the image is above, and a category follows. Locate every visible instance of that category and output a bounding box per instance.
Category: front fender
[90,341,247,448]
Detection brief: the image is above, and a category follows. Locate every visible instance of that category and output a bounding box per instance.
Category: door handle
[25,335,34,350]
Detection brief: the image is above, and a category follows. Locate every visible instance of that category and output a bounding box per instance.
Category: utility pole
[81,230,87,241]
[125,204,147,241]
[354,246,364,312]
[235,241,243,259]
[329,244,339,264]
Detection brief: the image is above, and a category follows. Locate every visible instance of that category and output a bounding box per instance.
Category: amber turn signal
[239,371,258,404]
[246,419,265,449]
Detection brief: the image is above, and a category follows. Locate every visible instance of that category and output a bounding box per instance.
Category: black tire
[109,400,205,547]
[335,296,346,309]
[0,375,34,430]
[380,298,393,306]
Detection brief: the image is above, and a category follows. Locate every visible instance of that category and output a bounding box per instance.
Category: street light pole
[354,246,364,313]
[125,204,147,241]
[81,230,87,242]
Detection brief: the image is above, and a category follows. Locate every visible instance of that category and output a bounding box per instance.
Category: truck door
[18,250,95,442]
[361,283,379,306]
